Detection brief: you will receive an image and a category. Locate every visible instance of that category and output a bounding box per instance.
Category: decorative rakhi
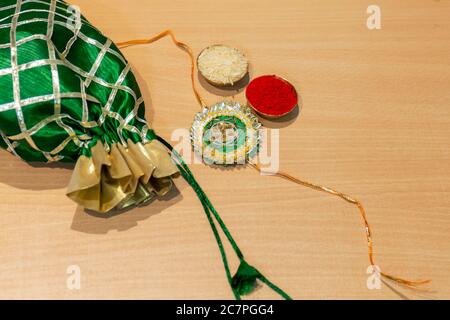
[0,0,429,299]
[191,101,261,165]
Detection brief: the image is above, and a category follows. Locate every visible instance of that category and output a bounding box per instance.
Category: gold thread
[249,162,430,288]
[117,30,207,109]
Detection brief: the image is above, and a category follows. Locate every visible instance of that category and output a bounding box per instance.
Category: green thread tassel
[157,136,292,300]
[232,261,261,296]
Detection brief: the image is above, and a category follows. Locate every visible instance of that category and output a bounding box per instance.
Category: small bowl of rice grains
[197,45,249,87]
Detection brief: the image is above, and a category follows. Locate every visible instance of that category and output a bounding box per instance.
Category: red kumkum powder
[246,75,298,118]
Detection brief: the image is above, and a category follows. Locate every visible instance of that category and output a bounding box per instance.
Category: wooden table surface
[0,0,449,300]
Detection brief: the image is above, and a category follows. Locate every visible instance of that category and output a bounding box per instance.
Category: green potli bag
[0,0,291,299]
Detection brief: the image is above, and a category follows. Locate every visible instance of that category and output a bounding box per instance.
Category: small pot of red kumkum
[246,75,298,119]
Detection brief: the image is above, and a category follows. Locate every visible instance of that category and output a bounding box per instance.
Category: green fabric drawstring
[157,136,292,300]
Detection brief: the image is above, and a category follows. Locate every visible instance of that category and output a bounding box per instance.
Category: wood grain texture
[0,0,449,299]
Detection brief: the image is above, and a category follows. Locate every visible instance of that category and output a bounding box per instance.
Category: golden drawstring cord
[117,29,207,109]
[117,29,429,289]
[249,162,430,288]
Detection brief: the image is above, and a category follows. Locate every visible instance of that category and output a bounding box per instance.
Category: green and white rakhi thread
[191,101,261,165]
